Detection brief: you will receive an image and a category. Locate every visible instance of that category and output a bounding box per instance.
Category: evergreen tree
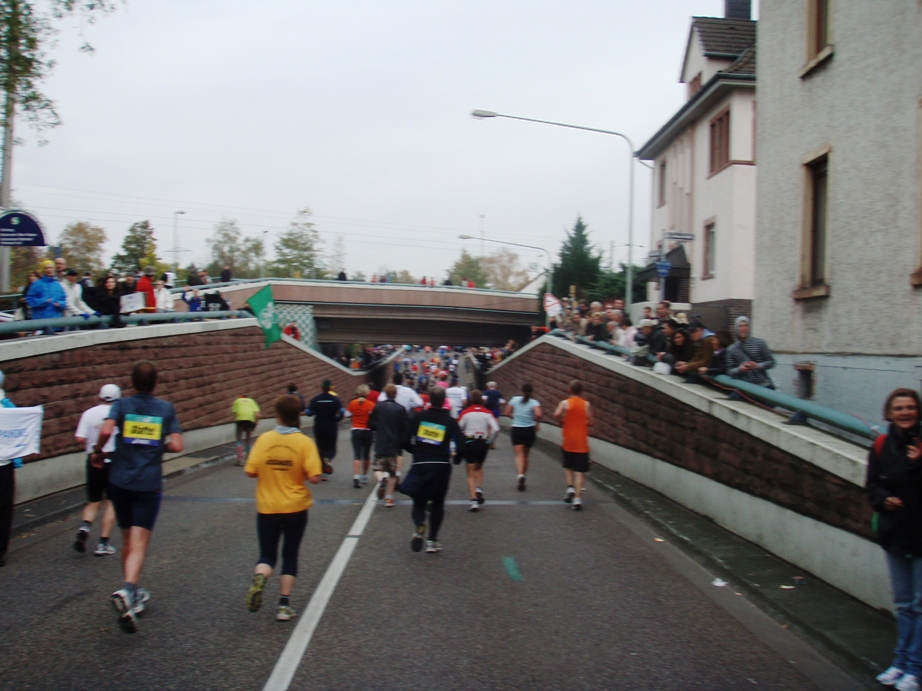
[552,216,601,298]
[271,208,323,278]
[447,249,487,287]
[110,220,156,274]
[587,263,646,303]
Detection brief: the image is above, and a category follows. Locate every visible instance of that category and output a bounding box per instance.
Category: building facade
[636,0,756,332]
[756,1,922,426]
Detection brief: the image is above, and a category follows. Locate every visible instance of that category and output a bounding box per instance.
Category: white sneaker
[896,674,920,691]
[93,543,116,556]
[469,499,479,512]
[878,668,905,686]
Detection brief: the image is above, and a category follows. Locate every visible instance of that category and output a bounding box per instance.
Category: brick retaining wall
[490,342,871,538]
[2,327,358,462]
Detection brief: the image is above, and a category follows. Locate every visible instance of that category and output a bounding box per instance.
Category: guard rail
[0,310,252,336]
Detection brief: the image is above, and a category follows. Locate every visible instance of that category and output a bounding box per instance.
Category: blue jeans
[886,551,922,675]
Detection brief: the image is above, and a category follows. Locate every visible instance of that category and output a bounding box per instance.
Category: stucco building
[636,0,756,331]
[755,1,922,425]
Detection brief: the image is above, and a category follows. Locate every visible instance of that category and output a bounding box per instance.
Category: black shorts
[314,430,338,460]
[562,451,590,473]
[463,438,489,465]
[86,456,111,503]
[510,426,536,449]
[108,484,162,531]
[236,420,256,434]
[351,429,373,461]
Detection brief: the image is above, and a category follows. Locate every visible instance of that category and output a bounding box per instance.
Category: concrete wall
[489,336,887,608]
[1,320,371,503]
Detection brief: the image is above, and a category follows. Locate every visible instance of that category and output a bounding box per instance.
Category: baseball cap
[638,319,657,328]
[99,384,121,402]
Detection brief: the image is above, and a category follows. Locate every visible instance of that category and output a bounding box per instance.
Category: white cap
[99,384,121,402]
[638,319,657,328]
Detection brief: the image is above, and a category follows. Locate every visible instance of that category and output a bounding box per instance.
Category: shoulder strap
[874,434,887,457]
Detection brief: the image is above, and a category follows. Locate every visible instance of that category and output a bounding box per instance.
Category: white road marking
[262,487,379,691]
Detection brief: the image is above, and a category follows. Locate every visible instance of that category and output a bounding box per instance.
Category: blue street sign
[0,211,45,246]
[655,260,672,278]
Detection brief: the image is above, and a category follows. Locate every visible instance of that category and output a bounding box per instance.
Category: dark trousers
[409,463,451,541]
[0,463,14,561]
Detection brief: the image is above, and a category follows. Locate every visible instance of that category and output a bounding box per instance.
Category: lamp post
[471,109,638,307]
[459,233,552,321]
[171,210,185,274]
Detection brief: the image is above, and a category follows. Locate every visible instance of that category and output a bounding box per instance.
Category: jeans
[886,551,922,675]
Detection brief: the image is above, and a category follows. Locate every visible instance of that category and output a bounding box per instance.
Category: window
[657,161,667,207]
[808,157,828,286]
[709,110,730,175]
[703,221,716,278]
[809,0,830,58]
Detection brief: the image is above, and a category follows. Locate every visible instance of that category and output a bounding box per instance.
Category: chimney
[724,0,751,19]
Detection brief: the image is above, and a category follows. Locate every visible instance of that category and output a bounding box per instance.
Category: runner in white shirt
[73,384,121,556]
[445,381,468,419]
[378,372,424,412]
[458,391,500,511]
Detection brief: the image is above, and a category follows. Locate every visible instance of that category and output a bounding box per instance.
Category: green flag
[246,285,282,348]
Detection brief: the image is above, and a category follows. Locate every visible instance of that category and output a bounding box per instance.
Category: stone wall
[3,326,358,463]
[491,341,871,538]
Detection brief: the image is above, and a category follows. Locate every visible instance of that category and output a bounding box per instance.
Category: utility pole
[0,96,14,292]
[479,215,485,257]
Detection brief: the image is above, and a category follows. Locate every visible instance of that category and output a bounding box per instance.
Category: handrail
[545,329,876,441]
[0,310,252,335]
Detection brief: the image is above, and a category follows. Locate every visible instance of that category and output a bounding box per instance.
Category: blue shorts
[108,484,162,531]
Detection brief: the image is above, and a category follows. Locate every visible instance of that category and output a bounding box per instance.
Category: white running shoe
[878,668,906,686]
[110,589,139,633]
[896,675,920,691]
[276,605,295,622]
[425,540,442,553]
[469,499,479,512]
[93,543,116,557]
[572,497,583,511]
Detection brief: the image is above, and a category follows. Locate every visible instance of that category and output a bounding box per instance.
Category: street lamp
[171,210,186,274]
[471,109,638,307]
[459,233,552,320]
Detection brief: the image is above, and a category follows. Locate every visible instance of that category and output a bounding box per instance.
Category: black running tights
[256,510,308,577]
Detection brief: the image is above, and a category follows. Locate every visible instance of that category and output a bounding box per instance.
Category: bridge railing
[546,329,877,442]
[0,310,252,336]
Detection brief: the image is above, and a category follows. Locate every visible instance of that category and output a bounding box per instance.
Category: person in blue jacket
[25,260,67,321]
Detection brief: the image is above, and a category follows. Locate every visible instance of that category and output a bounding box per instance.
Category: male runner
[458,390,499,512]
[233,394,261,465]
[94,361,183,633]
[73,384,121,556]
[553,380,593,511]
[305,380,344,477]
[369,384,408,507]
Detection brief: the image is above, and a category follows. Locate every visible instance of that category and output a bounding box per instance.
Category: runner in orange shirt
[346,385,377,488]
[553,380,593,511]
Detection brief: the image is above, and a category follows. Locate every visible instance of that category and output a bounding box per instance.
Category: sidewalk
[545,433,891,686]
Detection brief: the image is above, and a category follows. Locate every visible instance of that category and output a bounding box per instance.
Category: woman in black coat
[866,388,922,689]
[89,275,123,327]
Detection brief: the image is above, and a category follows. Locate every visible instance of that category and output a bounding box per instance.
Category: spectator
[427,276,435,287]
[186,269,201,287]
[726,316,775,388]
[120,273,137,295]
[54,257,67,281]
[26,260,67,320]
[337,269,347,281]
[443,277,453,286]
[153,280,175,312]
[585,313,607,342]
[287,384,306,412]
[198,270,211,285]
[16,271,39,320]
[61,269,94,318]
[630,319,657,365]
[90,275,124,327]
[204,291,230,312]
[162,271,176,289]
[655,301,672,324]
[220,265,232,283]
[136,266,156,309]
[81,272,94,290]
[675,321,717,378]
[530,324,549,341]
[370,273,378,283]
[618,317,637,350]
[643,306,653,320]
[649,318,669,359]
[182,286,203,312]
[420,276,428,286]
[283,322,301,340]
[664,328,695,371]
[700,330,732,378]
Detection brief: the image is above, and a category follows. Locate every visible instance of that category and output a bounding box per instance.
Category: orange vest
[561,396,589,453]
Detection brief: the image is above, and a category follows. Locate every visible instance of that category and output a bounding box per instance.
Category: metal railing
[546,330,876,442]
[0,310,252,336]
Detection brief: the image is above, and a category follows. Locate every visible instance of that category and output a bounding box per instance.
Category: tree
[391,269,415,285]
[587,263,646,303]
[110,220,156,274]
[10,245,41,288]
[271,208,323,278]
[481,249,531,291]
[239,235,264,278]
[447,249,487,286]
[58,221,105,274]
[205,218,243,277]
[327,234,347,275]
[351,270,366,282]
[552,216,601,298]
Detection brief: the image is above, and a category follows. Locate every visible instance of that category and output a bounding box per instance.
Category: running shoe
[517,476,526,492]
[377,479,387,500]
[878,668,906,686]
[469,499,479,512]
[246,573,267,612]
[361,475,369,485]
[897,675,920,691]
[475,488,485,505]
[425,540,442,553]
[276,605,295,622]
[111,589,139,633]
[411,525,426,552]
[572,497,583,511]
[93,543,116,557]
[236,444,245,466]
[384,498,395,508]
[353,478,361,489]
[133,588,151,614]
[73,527,89,553]
[564,486,575,504]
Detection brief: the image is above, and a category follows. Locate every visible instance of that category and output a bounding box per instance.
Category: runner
[445,378,468,419]
[94,361,183,633]
[305,380,344,478]
[346,385,376,488]
[73,384,121,556]
[400,386,464,553]
[458,390,500,512]
[553,380,593,511]
[503,383,542,491]
[243,395,322,622]
[482,381,505,420]
[369,384,408,507]
[232,393,261,466]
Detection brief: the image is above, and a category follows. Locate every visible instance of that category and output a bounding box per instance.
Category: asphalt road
[0,426,857,690]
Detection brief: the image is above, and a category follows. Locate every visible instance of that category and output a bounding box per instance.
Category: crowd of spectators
[548,298,775,389]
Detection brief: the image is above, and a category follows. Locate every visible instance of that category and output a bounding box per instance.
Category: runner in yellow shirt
[233,394,261,465]
[243,395,322,622]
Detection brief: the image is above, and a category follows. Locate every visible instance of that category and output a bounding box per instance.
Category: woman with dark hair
[244,395,322,622]
[700,330,733,378]
[868,388,922,690]
[664,329,695,373]
[305,379,344,477]
[89,275,123,328]
[16,271,39,321]
[503,382,542,491]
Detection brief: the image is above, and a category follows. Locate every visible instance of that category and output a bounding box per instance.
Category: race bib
[416,421,446,445]
[123,414,163,446]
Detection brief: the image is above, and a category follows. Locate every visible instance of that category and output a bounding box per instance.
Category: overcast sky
[12,0,756,280]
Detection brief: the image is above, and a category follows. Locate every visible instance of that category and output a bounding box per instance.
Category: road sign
[664,232,695,242]
[543,292,562,317]
[0,211,45,246]
[655,261,672,278]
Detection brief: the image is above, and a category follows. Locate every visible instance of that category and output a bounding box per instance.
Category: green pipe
[0,310,251,335]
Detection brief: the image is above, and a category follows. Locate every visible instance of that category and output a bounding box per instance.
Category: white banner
[0,406,43,460]
[543,292,562,318]
[120,292,146,314]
